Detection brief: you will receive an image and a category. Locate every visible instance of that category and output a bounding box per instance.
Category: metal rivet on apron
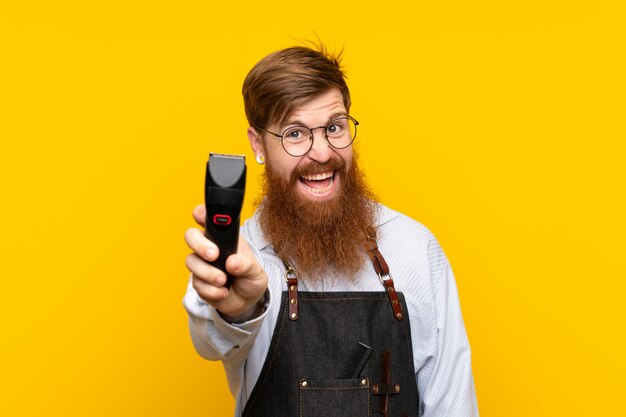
[392,299,398,305]
[372,385,379,394]
[395,384,400,392]
[291,313,297,319]
[290,285,296,291]
[301,381,307,387]
[396,312,403,319]
[388,286,394,293]
[361,379,367,386]
[290,299,296,305]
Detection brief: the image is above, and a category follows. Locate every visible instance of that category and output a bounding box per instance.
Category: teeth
[301,171,333,181]
[302,175,334,194]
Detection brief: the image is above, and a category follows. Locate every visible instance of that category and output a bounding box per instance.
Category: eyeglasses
[255,115,359,157]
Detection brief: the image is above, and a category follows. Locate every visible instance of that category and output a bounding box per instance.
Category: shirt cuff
[206,288,271,348]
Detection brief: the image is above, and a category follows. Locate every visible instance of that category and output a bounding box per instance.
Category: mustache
[291,158,346,181]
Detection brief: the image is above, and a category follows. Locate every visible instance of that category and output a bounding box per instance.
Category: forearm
[183,278,270,361]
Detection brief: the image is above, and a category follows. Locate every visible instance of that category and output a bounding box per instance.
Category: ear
[247,127,265,156]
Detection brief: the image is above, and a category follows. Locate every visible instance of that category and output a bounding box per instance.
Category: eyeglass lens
[281,117,357,156]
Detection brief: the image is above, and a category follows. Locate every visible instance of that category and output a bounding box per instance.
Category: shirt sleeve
[420,242,479,417]
[183,280,271,395]
[183,279,270,359]
[182,226,274,395]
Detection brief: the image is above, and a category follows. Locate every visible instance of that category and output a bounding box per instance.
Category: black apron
[242,237,420,417]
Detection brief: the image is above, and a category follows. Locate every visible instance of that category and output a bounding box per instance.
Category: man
[183,45,479,417]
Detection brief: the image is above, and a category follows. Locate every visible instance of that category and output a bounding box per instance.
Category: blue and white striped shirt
[184,203,479,416]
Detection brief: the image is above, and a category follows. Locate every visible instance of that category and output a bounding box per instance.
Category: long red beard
[257,154,377,281]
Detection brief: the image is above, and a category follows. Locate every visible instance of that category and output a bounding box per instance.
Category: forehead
[282,89,347,126]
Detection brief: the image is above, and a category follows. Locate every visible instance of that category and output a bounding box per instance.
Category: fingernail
[230,257,239,270]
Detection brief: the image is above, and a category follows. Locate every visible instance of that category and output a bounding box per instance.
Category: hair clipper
[204,153,246,287]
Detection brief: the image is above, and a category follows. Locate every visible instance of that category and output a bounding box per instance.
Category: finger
[192,204,206,227]
[184,227,219,262]
[192,274,229,304]
[225,251,263,281]
[185,253,227,287]
[226,237,260,278]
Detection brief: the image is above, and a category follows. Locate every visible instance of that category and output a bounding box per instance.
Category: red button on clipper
[213,214,232,226]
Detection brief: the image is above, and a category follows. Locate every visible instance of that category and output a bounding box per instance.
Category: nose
[306,127,332,163]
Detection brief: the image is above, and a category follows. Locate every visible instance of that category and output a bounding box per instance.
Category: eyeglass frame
[254,115,359,157]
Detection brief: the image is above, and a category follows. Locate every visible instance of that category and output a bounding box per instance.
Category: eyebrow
[285,111,348,127]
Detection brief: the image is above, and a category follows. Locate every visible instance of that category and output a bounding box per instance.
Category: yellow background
[1,1,624,416]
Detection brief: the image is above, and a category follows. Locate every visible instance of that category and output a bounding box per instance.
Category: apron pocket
[299,377,371,417]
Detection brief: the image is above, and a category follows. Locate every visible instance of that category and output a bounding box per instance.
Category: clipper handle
[204,154,246,288]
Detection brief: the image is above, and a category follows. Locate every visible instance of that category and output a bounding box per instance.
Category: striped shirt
[183,203,479,416]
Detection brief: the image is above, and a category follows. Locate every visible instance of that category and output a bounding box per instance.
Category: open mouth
[300,171,335,194]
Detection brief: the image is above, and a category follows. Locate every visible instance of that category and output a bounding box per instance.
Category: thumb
[225,252,263,281]
[192,204,206,227]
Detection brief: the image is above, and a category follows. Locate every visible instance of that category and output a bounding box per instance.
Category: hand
[185,204,268,321]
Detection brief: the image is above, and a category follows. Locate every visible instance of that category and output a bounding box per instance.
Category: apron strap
[283,260,299,321]
[282,228,404,322]
[366,228,404,321]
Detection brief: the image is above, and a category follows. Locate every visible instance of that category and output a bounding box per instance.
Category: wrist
[221,304,259,323]
[220,292,267,323]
